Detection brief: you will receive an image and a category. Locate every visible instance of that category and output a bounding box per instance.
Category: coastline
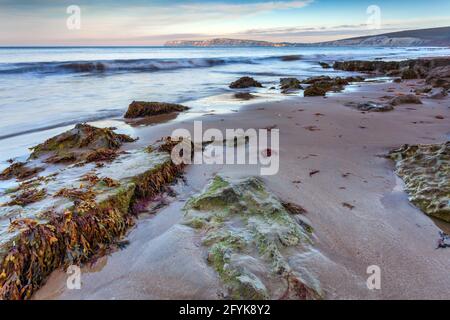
[31,78,450,300]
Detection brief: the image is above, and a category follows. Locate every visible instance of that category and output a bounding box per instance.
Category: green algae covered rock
[183,175,321,300]
[389,142,450,222]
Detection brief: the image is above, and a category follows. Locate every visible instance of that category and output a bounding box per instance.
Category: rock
[344,101,393,112]
[29,124,136,164]
[0,162,44,181]
[0,136,185,300]
[414,86,433,94]
[426,65,450,89]
[388,94,422,106]
[229,77,263,89]
[184,175,321,300]
[333,60,401,73]
[124,101,189,118]
[302,76,354,97]
[304,85,328,97]
[401,68,418,79]
[389,142,450,222]
[393,78,402,83]
[319,62,331,69]
[428,88,448,99]
[280,78,302,93]
[233,92,256,100]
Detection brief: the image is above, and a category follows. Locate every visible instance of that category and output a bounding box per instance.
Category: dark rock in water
[29,123,136,164]
[393,78,402,83]
[280,77,302,93]
[304,85,328,97]
[389,142,450,222]
[125,101,189,118]
[280,55,302,61]
[319,62,331,69]
[388,94,422,106]
[302,76,359,97]
[402,68,418,79]
[333,60,401,73]
[344,101,393,112]
[234,92,256,100]
[229,76,263,89]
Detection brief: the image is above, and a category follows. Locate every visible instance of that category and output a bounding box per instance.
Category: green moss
[183,175,319,300]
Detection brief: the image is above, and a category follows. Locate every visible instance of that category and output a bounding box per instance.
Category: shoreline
[32,77,450,299]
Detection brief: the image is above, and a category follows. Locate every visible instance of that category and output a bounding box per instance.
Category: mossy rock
[389,142,450,222]
[184,175,321,300]
[124,101,189,119]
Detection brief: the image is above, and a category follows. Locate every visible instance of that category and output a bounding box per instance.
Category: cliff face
[165,26,450,47]
[165,38,291,47]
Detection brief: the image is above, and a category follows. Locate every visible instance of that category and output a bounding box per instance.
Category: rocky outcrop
[124,101,189,119]
[229,77,263,89]
[319,62,331,69]
[302,76,364,97]
[280,78,302,94]
[389,142,449,222]
[0,127,186,299]
[334,57,450,90]
[28,124,136,164]
[183,175,322,300]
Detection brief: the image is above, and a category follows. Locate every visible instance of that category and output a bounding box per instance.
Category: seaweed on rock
[0,137,185,300]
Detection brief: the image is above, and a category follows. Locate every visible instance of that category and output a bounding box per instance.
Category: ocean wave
[0,57,264,75]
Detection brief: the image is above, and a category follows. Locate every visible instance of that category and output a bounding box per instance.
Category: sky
[0,0,449,45]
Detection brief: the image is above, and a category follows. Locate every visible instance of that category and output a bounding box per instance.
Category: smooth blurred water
[1,46,450,163]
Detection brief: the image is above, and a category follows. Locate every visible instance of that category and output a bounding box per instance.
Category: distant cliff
[165,26,450,47]
[165,38,293,47]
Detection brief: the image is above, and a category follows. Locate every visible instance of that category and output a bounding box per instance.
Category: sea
[1,45,450,167]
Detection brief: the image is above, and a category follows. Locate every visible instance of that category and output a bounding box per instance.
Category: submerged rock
[29,124,136,164]
[183,175,321,300]
[389,142,450,222]
[124,101,189,119]
[280,78,302,94]
[229,77,263,89]
[319,62,331,69]
[233,92,257,100]
[302,76,361,97]
[344,101,393,112]
[388,94,422,106]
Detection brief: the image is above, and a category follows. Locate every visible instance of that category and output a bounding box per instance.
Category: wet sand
[35,80,450,300]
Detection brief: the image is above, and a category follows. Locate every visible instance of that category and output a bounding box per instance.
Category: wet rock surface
[280,78,302,94]
[229,77,263,89]
[183,175,322,300]
[29,124,136,164]
[0,125,185,299]
[302,76,364,97]
[124,101,189,119]
[388,94,422,106]
[344,101,394,112]
[389,142,450,222]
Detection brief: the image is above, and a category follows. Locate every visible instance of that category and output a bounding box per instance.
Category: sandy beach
[31,78,450,300]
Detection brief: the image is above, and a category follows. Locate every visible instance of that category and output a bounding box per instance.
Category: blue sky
[0,0,449,45]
